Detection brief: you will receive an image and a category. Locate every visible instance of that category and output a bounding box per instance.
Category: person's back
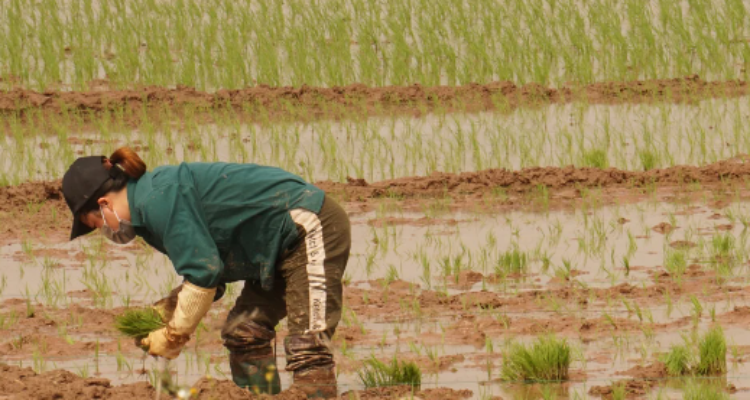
[130,162,325,288]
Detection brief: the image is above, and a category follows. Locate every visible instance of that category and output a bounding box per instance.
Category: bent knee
[222,318,276,352]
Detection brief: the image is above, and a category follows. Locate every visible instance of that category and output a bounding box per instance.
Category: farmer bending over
[62,147,350,398]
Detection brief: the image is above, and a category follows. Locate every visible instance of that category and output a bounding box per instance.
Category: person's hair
[78,147,147,216]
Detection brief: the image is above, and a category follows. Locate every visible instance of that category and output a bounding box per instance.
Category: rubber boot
[229,354,281,395]
[292,366,337,399]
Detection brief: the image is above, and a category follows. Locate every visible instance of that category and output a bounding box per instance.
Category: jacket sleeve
[139,183,223,288]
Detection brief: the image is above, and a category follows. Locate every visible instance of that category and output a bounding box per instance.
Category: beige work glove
[152,285,183,323]
[141,282,216,359]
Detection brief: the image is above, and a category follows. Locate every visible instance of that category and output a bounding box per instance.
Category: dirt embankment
[0,75,745,127]
[0,363,469,400]
[2,157,750,243]
[318,156,750,200]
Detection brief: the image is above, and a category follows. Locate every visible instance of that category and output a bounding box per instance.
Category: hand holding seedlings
[115,283,215,360]
[114,308,165,341]
[140,282,216,359]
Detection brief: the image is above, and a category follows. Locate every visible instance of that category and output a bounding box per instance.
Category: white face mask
[100,205,137,244]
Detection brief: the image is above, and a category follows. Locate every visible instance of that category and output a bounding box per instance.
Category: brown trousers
[221,195,351,373]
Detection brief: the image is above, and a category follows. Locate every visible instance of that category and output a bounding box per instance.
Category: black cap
[62,156,110,240]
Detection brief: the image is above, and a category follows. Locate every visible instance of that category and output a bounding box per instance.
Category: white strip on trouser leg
[289,209,327,334]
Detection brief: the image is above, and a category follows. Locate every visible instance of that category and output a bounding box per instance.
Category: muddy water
[3,197,748,307]
[0,239,178,307]
[4,96,750,185]
[2,197,750,397]
[348,200,750,291]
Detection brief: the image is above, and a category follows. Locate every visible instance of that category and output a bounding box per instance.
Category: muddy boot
[292,366,337,399]
[229,354,281,395]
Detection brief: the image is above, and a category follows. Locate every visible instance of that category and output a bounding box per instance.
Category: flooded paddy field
[4,0,750,398]
[4,174,750,399]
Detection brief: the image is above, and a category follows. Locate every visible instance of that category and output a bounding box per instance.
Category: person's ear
[97,197,109,208]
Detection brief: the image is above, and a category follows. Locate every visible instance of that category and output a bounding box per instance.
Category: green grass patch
[501,335,571,382]
[638,150,657,171]
[696,326,727,376]
[661,326,727,376]
[357,356,421,389]
[662,344,691,376]
[3,0,747,90]
[581,149,608,169]
[495,248,529,276]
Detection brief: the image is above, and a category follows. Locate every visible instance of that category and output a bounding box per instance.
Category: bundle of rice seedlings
[660,325,727,377]
[115,307,166,339]
[695,326,727,375]
[662,344,692,376]
[357,355,421,389]
[501,335,571,382]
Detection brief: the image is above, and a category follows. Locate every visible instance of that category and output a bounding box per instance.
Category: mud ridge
[0,75,746,126]
[2,156,750,242]
[0,363,471,400]
[318,155,750,200]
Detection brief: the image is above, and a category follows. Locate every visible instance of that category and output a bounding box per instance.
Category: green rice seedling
[114,308,165,340]
[4,0,750,90]
[696,326,727,376]
[532,184,550,211]
[690,295,703,322]
[495,248,529,276]
[384,265,399,286]
[76,363,90,379]
[611,382,626,400]
[661,344,692,376]
[622,256,630,276]
[357,355,421,390]
[501,335,571,382]
[638,150,658,171]
[712,233,734,258]
[581,148,608,169]
[683,379,729,400]
[0,311,18,331]
[664,289,674,318]
[553,259,573,281]
[711,233,736,275]
[664,250,688,283]
[32,350,46,374]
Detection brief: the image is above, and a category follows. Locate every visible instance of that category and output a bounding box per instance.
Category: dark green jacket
[127,162,324,290]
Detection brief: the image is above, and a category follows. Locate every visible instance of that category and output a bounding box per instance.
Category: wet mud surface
[4,202,750,399]
[0,75,745,128]
[0,363,473,399]
[6,160,750,398]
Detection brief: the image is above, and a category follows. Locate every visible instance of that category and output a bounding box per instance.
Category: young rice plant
[501,335,571,382]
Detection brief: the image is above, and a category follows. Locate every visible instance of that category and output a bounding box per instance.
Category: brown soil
[589,362,668,399]
[318,155,750,201]
[0,75,745,130]
[342,385,473,400]
[366,216,462,228]
[651,222,675,234]
[0,251,743,361]
[0,363,471,400]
